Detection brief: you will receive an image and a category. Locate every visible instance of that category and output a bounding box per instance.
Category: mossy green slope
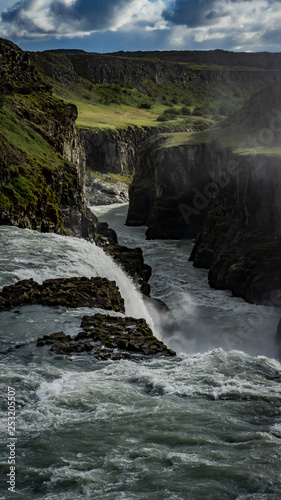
[0,38,85,233]
[157,82,281,156]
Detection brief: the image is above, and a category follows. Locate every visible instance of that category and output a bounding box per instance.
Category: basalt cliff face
[126,134,281,305]
[0,37,93,237]
[126,137,211,237]
[80,127,148,176]
[49,51,281,89]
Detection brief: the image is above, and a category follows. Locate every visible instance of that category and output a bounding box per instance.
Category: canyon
[1,37,281,309]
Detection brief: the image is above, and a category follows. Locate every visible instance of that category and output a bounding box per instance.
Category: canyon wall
[63,53,281,89]
[80,127,149,176]
[0,37,96,238]
[126,137,281,304]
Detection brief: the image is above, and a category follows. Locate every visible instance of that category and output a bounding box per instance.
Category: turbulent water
[0,206,281,500]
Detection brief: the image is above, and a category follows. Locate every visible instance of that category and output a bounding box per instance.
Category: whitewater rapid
[93,203,281,359]
[0,214,281,500]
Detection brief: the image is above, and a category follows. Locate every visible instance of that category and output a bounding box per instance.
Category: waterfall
[0,226,155,329]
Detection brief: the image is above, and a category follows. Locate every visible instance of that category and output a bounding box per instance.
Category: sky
[1,0,281,53]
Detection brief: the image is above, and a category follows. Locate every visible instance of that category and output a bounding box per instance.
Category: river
[0,203,281,499]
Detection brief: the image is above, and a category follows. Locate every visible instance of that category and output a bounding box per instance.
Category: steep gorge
[0,38,152,295]
[2,38,281,306]
[126,90,281,306]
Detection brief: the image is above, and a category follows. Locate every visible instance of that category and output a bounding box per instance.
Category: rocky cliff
[0,38,153,295]
[189,150,281,305]
[48,51,281,89]
[126,93,281,305]
[80,127,148,176]
[0,37,94,237]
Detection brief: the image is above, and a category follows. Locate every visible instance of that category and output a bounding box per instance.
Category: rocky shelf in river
[36,313,176,360]
[0,277,125,313]
[1,276,175,361]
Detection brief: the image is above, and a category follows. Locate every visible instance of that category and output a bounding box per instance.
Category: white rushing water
[0,213,281,500]
[93,204,281,359]
[0,226,154,327]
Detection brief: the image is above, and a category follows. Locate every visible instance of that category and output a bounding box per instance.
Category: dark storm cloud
[49,0,129,31]
[0,0,131,36]
[163,0,221,27]
[162,0,281,28]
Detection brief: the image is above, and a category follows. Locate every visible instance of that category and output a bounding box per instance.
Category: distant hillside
[157,81,281,156]
[110,49,281,70]
[31,49,280,131]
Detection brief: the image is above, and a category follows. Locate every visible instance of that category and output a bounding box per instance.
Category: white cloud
[0,0,168,39]
[1,0,281,51]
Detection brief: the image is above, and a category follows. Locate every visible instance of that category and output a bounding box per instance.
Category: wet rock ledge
[0,277,125,312]
[37,313,175,360]
[1,277,175,360]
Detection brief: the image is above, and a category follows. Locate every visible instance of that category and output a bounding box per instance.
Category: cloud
[163,0,281,51]
[1,0,281,52]
[0,0,167,39]
[163,0,227,27]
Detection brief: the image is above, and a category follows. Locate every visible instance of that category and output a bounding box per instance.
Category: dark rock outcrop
[0,38,50,94]
[80,127,148,176]
[190,203,281,305]
[126,134,281,305]
[36,313,176,360]
[0,277,125,313]
[126,137,211,237]
[97,240,152,296]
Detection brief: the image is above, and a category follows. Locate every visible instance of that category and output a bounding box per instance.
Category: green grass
[32,51,266,131]
[0,101,76,221]
[53,86,210,130]
[158,130,212,148]
[158,82,281,157]
[158,126,281,156]
[31,51,281,155]
[0,105,62,169]
[86,169,133,185]
[51,77,264,131]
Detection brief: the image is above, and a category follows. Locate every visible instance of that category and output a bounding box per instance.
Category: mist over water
[93,203,280,359]
[0,214,281,499]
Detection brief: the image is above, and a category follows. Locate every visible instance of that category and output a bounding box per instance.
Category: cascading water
[93,203,281,359]
[0,217,281,500]
[0,226,154,328]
